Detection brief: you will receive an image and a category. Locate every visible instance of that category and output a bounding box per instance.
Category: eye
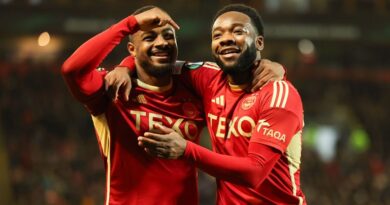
[212,33,222,40]
[233,28,245,35]
[143,35,155,42]
[163,32,174,40]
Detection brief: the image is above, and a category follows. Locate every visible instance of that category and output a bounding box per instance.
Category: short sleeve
[251,80,303,152]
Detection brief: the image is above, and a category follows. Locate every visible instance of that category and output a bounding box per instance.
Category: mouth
[218,47,241,58]
[151,50,172,61]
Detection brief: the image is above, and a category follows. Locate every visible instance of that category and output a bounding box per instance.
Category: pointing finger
[167,19,180,30]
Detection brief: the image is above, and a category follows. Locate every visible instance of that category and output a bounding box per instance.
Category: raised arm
[62,7,179,113]
[61,15,139,114]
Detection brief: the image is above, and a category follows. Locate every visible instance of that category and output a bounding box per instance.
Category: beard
[138,57,174,77]
[142,62,173,77]
[214,43,257,75]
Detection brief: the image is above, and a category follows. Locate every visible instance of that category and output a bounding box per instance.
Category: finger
[251,72,273,92]
[106,77,119,100]
[157,18,166,27]
[152,16,162,26]
[253,60,265,76]
[104,78,110,91]
[153,123,173,134]
[104,74,114,91]
[113,83,120,100]
[143,132,168,142]
[138,136,165,148]
[167,19,180,30]
[138,139,144,147]
[154,147,171,158]
[252,68,269,86]
[144,146,170,158]
[144,147,159,157]
[123,80,132,101]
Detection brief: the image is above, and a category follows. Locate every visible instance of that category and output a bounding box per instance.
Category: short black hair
[129,5,164,42]
[213,4,264,36]
[132,5,156,15]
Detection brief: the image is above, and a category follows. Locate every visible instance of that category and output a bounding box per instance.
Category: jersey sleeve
[183,140,281,188]
[61,15,139,115]
[177,62,221,97]
[251,80,304,152]
[181,80,303,188]
[118,55,136,73]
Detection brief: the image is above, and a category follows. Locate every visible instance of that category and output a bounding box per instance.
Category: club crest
[241,95,257,110]
[182,102,198,118]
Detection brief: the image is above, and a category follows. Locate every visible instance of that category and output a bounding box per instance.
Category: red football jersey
[90,77,204,205]
[62,16,204,205]
[180,62,306,205]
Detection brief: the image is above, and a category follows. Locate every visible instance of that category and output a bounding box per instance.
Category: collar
[135,78,173,92]
[228,82,250,92]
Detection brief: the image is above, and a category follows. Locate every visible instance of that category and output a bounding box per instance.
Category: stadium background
[0,0,389,204]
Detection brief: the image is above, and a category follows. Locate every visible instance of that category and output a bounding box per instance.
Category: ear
[255,36,264,51]
[127,42,136,57]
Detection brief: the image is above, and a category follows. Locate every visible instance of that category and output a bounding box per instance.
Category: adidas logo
[211,95,225,106]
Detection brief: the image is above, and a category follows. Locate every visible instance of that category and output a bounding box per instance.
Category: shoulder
[173,61,221,74]
[258,80,302,111]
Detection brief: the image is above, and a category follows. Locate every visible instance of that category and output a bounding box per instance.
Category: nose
[155,35,169,48]
[219,33,235,46]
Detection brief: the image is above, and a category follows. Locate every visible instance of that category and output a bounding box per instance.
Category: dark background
[0,0,389,204]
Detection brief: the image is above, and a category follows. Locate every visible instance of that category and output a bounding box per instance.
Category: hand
[251,59,285,92]
[134,7,180,31]
[104,66,132,101]
[138,124,187,159]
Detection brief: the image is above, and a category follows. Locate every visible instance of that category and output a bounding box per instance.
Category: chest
[206,85,262,141]
[109,87,203,141]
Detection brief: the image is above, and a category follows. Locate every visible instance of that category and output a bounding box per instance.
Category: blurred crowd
[0,61,104,205]
[0,58,389,205]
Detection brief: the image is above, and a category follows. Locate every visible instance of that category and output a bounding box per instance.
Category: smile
[152,51,170,57]
[219,47,240,55]
[218,47,241,60]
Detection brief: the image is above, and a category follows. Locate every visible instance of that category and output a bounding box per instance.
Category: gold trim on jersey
[91,114,111,157]
[91,114,111,205]
[286,130,303,204]
[228,82,250,92]
[136,78,173,92]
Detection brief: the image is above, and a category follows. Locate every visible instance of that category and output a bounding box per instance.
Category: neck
[136,65,172,87]
[226,68,252,88]
[226,60,260,88]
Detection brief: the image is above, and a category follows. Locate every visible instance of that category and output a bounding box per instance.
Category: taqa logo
[256,119,286,142]
[241,95,257,110]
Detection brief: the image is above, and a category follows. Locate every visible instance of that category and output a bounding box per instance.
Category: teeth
[221,49,238,54]
[154,53,169,56]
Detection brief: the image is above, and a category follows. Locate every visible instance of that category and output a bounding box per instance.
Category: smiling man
[138,4,307,205]
[62,6,205,205]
